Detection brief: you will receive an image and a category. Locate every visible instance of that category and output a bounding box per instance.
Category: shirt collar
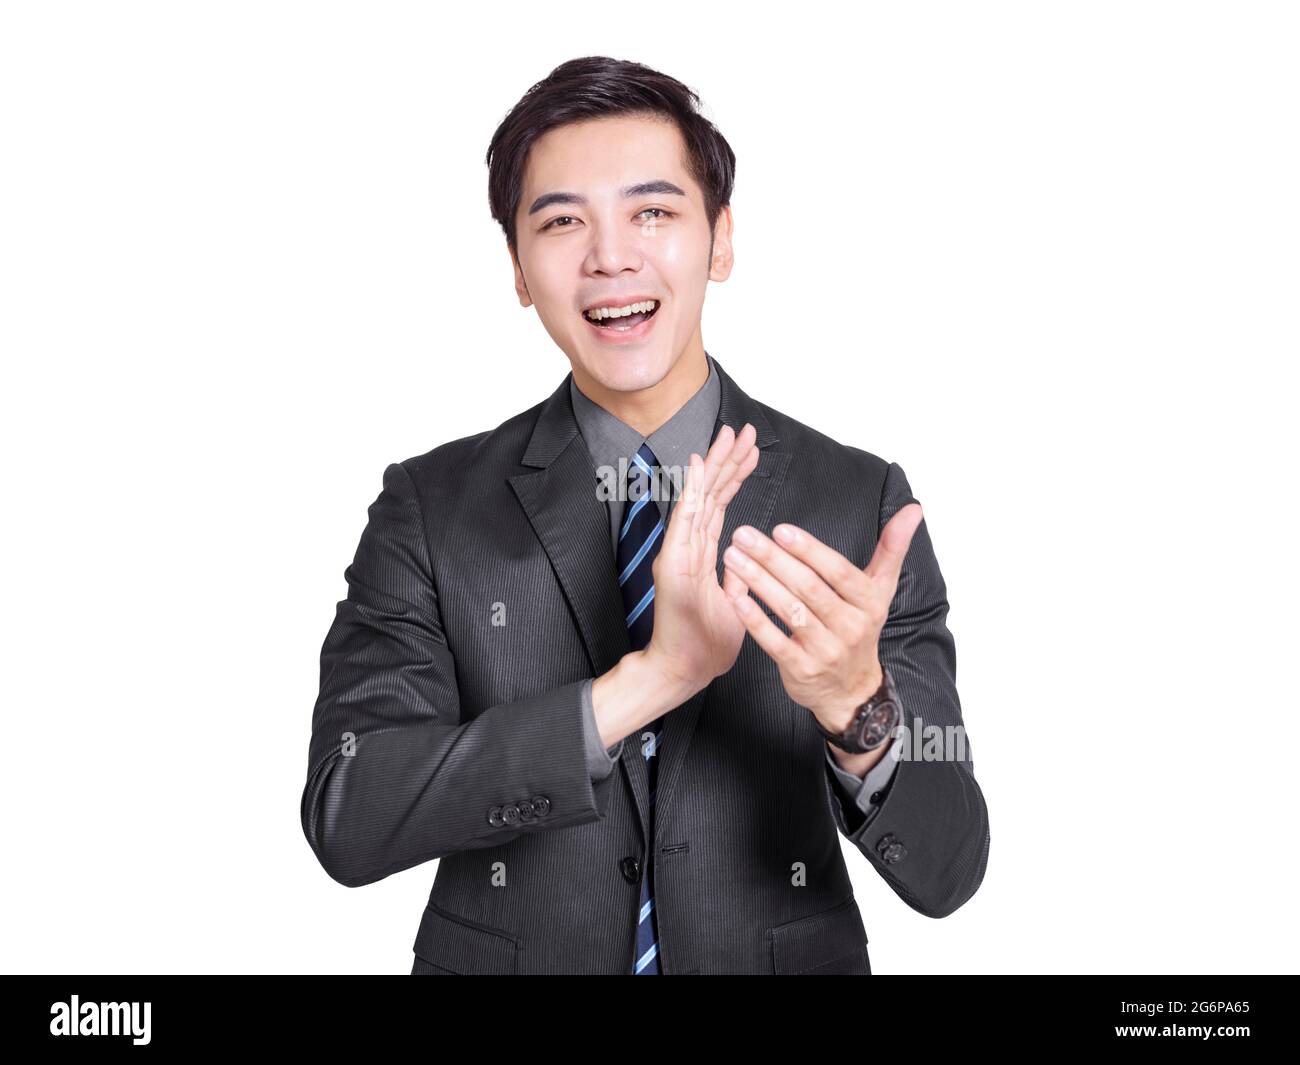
[569,352,721,477]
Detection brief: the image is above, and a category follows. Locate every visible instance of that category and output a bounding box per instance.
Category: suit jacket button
[620,856,641,884]
[518,799,536,821]
[531,795,551,816]
[487,805,506,827]
[881,842,907,864]
[502,803,521,826]
[874,832,897,857]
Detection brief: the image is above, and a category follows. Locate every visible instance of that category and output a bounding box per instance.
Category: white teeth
[585,299,658,321]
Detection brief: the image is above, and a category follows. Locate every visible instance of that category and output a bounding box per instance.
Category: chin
[575,344,674,394]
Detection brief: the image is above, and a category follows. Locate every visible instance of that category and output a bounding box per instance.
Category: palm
[647,423,760,686]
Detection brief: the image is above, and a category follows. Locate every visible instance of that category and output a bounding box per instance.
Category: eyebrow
[527,180,687,216]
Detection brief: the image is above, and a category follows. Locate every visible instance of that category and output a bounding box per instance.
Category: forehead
[521,114,696,200]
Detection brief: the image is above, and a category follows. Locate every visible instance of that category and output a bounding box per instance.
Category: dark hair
[486,56,736,256]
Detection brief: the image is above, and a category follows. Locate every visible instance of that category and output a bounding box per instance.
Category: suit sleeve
[301,461,620,888]
[822,460,991,918]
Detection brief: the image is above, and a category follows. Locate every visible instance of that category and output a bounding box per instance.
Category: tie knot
[627,443,658,495]
[631,442,658,472]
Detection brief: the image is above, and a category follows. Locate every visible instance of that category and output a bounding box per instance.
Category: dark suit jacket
[300,355,990,974]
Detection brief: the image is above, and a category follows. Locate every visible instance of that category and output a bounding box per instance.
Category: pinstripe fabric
[617,444,666,974]
[301,355,990,974]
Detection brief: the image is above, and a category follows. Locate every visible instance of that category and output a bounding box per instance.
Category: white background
[2,1,1296,974]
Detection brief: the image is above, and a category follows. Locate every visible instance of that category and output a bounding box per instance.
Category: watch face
[860,700,899,748]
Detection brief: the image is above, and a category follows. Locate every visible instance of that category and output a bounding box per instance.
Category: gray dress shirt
[568,353,900,829]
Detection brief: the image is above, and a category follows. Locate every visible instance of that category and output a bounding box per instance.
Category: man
[301,56,989,975]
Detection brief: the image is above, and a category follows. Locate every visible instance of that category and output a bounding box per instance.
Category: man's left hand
[722,504,924,735]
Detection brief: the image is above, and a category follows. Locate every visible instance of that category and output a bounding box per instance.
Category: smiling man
[301,56,990,975]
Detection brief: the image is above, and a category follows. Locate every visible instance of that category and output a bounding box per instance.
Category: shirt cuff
[824,730,902,822]
[581,677,624,781]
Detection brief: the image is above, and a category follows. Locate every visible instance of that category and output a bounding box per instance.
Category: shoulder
[757,396,895,498]
[390,396,548,491]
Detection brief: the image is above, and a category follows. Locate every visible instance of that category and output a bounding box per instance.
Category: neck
[573,339,709,437]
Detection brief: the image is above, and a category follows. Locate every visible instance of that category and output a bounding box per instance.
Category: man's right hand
[643,421,760,694]
[591,422,760,749]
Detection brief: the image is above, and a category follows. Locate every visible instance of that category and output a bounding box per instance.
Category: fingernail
[774,524,798,543]
[724,546,750,570]
[734,526,756,546]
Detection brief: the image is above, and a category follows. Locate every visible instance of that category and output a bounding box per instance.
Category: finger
[729,588,814,677]
[711,428,760,511]
[695,424,757,545]
[703,492,726,573]
[724,544,841,658]
[668,450,709,549]
[698,426,755,535]
[697,422,737,500]
[864,503,924,586]
[768,523,874,612]
[667,423,758,558]
[697,420,756,511]
[706,422,757,503]
[685,423,754,555]
[721,559,748,599]
[679,425,733,536]
[729,526,858,633]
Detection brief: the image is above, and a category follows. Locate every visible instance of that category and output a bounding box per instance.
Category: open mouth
[581,299,661,332]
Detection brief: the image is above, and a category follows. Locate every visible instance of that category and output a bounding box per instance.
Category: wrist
[592,649,701,746]
[813,662,900,755]
[636,647,706,707]
[819,662,885,734]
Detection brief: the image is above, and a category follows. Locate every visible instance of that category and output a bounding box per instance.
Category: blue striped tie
[618,442,666,975]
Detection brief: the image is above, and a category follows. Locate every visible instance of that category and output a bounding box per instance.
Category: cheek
[532,285,576,331]
[650,230,713,285]
[653,236,695,271]
[518,247,575,309]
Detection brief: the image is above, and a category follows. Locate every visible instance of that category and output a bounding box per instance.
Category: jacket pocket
[411,900,520,975]
[767,896,871,975]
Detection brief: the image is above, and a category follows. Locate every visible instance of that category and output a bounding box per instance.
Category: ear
[708,204,735,282]
[509,240,532,307]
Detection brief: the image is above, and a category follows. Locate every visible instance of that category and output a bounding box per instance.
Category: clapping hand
[721,505,924,736]
[643,422,760,694]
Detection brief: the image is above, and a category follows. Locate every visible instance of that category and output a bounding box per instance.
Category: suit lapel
[507,357,788,842]
[508,377,632,683]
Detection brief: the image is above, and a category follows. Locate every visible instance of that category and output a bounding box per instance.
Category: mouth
[580,297,662,342]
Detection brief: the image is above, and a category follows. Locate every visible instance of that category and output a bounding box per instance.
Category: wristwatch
[814,667,901,753]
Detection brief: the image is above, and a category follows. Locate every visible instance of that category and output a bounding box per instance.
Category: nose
[583,217,644,276]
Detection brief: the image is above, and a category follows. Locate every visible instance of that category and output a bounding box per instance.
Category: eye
[637,207,674,222]
[542,215,579,231]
